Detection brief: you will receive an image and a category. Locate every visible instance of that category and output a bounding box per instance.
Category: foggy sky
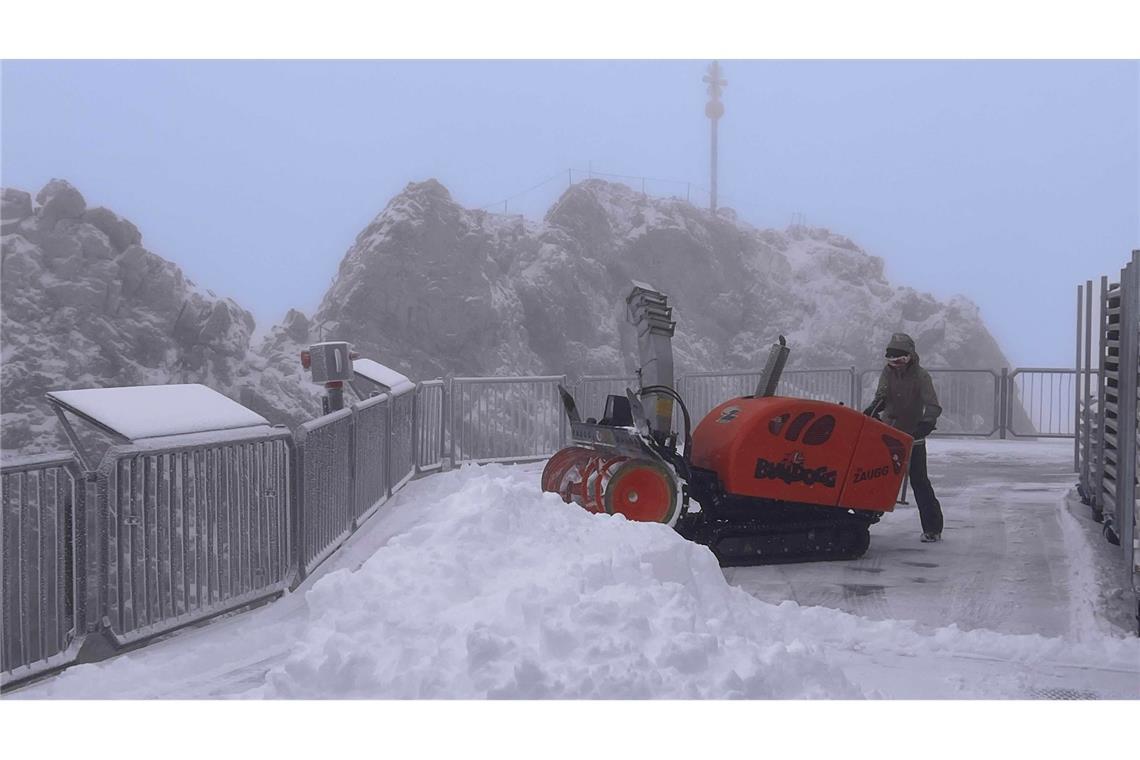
[1,60,1137,367]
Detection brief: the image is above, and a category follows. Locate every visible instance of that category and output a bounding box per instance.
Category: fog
[2,60,1137,366]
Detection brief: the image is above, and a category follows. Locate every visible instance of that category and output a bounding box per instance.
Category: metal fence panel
[678,368,856,429]
[297,408,354,578]
[352,394,390,523]
[1,453,81,686]
[390,387,416,491]
[573,376,638,423]
[779,369,856,407]
[98,429,291,646]
[1009,369,1087,438]
[860,368,1001,437]
[416,381,445,473]
[677,371,758,426]
[449,376,567,463]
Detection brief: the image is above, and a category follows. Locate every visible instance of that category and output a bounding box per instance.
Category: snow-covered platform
[730,439,1093,638]
[10,440,1139,699]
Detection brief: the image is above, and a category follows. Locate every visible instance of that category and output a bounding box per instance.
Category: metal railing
[353,394,390,524]
[389,387,417,492]
[448,376,567,464]
[296,407,355,578]
[1008,369,1087,438]
[1,453,82,684]
[96,429,293,646]
[573,375,638,422]
[859,368,1005,437]
[416,381,445,473]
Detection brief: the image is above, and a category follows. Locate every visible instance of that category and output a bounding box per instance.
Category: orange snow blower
[541,283,912,566]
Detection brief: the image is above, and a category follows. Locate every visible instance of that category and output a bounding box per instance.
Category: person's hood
[886,332,921,367]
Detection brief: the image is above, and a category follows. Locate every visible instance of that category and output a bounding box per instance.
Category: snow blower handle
[863,398,885,420]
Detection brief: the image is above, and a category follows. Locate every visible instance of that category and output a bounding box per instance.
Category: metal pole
[1096,275,1109,516]
[999,367,1009,439]
[703,61,725,213]
[1120,253,1140,571]
[1083,278,1094,485]
[412,384,421,475]
[448,377,456,467]
[710,118,718,212]
[385,398,394,500]
[1076,283,1083,472]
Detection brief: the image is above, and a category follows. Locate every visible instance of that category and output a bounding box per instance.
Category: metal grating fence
[97,431,293,646]
[390,388,417,492]
[1,453,81,684]
[353,394,390,523]
[1009,369,1086,438]
[573,376,638,423]
[296,407,355,577]
[416,381,445,473]
[449,376,567,463]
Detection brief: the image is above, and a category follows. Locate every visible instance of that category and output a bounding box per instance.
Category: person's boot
[921,532,941,543]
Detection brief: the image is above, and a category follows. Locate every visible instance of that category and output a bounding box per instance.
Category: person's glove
[913,421,935,439]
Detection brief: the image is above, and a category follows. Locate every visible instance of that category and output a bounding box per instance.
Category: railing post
[999,367,1009,439]
[412,384,421,475]
[1076,283,1084,471]
[447,376,456,468]
[1083,279,1094,485]
[560,375,568,447]
[292,432,307,585]
[385,396,394,500]
[1096,275,1109,515]
[1119,254,1139,573]
[850,365,859,408]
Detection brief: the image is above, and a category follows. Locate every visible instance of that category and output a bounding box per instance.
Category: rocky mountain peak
[3,176,1017,455]
[1,180,260,453]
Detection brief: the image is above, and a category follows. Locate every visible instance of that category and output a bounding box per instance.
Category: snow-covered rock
[1,180,268,454]
[3,177,1020,455]
[258,179,1017,420]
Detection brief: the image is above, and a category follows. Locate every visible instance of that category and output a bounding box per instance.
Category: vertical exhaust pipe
[754,336,790,397]
[626,282,676,442]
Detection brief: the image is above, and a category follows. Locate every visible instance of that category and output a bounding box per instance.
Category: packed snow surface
[47,384,269,441]
[14,442,1140,699]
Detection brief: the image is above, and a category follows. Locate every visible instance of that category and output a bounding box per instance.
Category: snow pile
[252,464,862,699]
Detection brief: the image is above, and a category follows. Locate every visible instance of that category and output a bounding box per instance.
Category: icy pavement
[9,440,1139,699]
[728,439,1088,638]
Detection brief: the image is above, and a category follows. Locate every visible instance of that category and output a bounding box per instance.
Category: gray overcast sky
[2,60,1137,366]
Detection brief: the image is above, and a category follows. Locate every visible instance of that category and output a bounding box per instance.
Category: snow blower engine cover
[691,396,910,513]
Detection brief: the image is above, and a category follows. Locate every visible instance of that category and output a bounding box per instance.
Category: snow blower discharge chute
[541,282,913,566]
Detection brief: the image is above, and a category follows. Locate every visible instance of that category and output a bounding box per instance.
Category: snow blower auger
[541,282,914,566]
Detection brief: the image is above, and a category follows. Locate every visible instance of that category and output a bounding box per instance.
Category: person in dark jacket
[863,332,944,542]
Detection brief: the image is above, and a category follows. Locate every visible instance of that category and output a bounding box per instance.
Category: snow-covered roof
[353,358,415,395]
[47,384,271,441]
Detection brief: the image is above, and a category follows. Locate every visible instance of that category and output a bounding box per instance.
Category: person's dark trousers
[909,440,943,535]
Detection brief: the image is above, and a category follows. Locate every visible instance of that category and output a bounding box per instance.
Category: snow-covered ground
[9,440,1139,699]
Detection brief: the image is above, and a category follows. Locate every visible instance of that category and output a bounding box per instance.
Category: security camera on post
[300,341,359,414]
